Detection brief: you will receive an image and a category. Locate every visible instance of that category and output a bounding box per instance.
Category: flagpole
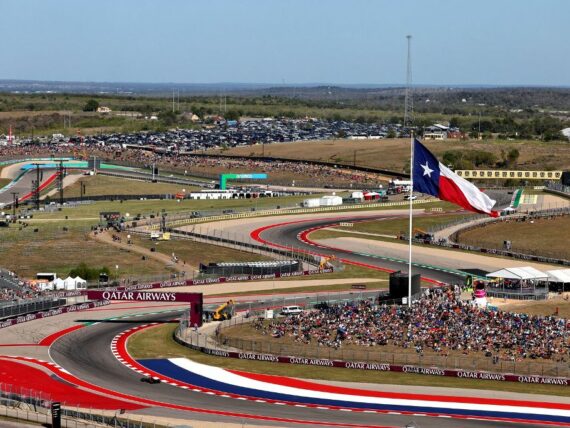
[408,132,414,308]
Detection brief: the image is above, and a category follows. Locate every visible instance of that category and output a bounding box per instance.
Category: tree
[83,99,99,112]
[449,117,461,128]
[224,109,241,121]
[506,148,520,167]
[158,110,178,126]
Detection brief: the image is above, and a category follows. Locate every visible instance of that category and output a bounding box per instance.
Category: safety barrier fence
[143,199,434,230]
[176,302,570,383]
[170,228,321,267]
[546,181,570,196]
[99,267,335,293]
[0,382,177,428]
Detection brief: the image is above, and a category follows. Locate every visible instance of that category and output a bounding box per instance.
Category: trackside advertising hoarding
[173,337,569,387]
[0,300,109,329]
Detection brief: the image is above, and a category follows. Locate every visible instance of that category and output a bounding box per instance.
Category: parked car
[280,305,303,315]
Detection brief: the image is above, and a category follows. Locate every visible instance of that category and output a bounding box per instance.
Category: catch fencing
[144,199,434,230]
[0,297,67,320]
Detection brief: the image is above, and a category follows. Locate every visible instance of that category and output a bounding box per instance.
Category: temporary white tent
[486,266,548,280]
[63,276,76,290]
[53,278,65,290]
[73,276,87,289]
[546,269,570,284]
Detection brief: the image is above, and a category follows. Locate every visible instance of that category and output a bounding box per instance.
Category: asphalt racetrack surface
[255,214,463,284]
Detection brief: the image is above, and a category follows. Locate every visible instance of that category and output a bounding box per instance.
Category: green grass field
[29,194,319,221]
[127,323,568,397]
[310,211,470,241]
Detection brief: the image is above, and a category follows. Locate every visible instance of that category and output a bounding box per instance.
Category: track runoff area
[5,211,561,428]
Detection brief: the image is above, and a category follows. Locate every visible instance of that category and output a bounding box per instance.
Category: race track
[39,211,570,426]
[249,214,465,284]
[49,312,556,428]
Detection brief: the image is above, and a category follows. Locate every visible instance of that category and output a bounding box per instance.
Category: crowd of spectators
[252,287,569,362]
[0,142,388,187]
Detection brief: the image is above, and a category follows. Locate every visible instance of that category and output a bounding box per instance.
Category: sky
[1,0,569,86]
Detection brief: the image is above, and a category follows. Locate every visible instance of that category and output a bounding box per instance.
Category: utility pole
[11,192,18,219]
[403,35,413,129]
[80,182,86,200]
[172,90,175,113]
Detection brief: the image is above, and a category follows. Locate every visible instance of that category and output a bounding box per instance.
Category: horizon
[2,78,570,90]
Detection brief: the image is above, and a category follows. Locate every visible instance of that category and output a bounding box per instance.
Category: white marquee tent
[73,276,87,289]
[546,269,570,284]
[486,266,548,281]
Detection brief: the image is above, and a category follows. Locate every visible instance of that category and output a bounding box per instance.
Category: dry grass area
[63,175,197,197]
[207,138,570,172]
[457,216,570,260]
[497,296,570,318]
[0,110,70,119]
[0,221,170,279]
[129,235,271,267]
[0,178,10,190]
[127,323,569,396]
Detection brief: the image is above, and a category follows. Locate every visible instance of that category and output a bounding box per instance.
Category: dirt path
[89,230,193,274]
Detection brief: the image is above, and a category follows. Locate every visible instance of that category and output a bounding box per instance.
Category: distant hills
[1,79,569,111]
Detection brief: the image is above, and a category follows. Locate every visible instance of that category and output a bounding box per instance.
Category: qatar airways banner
[87,290,202,303]
[0,300,109,330]
[88,290,203,326]
[175,339,569,387]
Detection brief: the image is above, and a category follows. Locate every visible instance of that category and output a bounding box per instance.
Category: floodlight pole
[58,160,65,205]
[11,192,18,218]
[405,34,414,308]
[408,132,414,308]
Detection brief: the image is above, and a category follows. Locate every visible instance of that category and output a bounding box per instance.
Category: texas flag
[413,139,499,217]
